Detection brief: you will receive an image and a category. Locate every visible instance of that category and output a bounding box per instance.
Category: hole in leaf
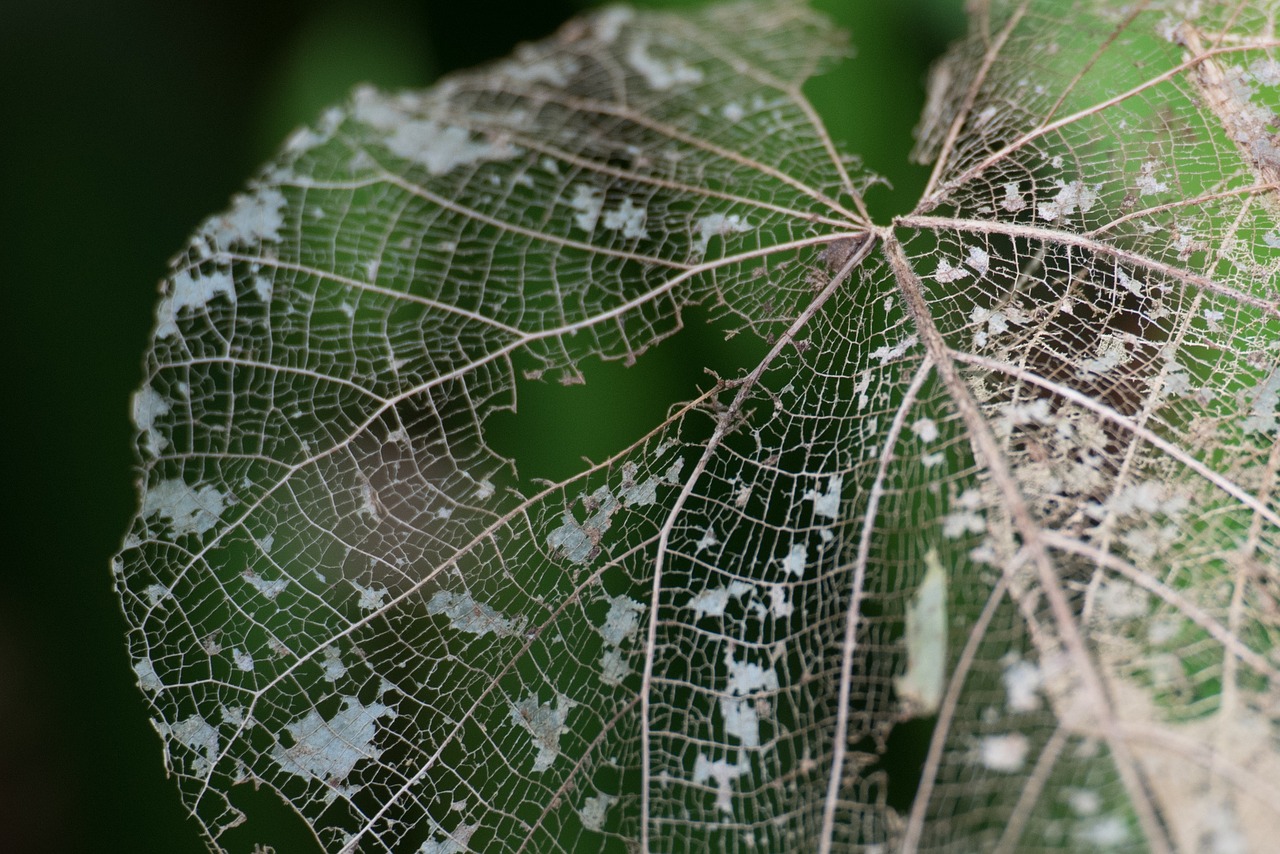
[487,305,766,485]
[805,0,965,223]
[880,715,937,813]
[220,781,325,854]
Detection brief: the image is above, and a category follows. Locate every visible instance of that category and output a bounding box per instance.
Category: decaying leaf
[116,1,1280,851]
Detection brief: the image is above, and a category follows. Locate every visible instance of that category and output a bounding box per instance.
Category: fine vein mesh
[896,1,1280,851]
[115,0,1280,852]
[116,2,869,852]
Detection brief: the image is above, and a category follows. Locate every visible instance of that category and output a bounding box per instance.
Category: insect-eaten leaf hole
[864,715,938,815]
[487,302,765,484]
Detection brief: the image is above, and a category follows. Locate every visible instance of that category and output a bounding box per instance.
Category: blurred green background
[0,0,960,851]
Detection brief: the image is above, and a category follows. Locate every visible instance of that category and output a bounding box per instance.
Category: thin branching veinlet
[116,1,1279,851]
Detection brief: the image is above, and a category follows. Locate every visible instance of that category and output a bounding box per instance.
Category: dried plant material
[115,1,1280,851]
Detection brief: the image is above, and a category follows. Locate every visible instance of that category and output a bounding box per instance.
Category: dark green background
[1,1,960,850]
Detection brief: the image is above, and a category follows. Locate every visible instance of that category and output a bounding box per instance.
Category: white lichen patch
[965,246,990,276]
[993,402,1054,437]
[1092,480,1187,521]
[1249,56,1280,86]
[724,648,779,696]
[969,540,997,565]
[1001,656,1042,713]
[780,543,808,578]
[1135,160,1170,196]
[386,119,518,175]
[419,819,477,854]
[619,462,660,506]
[688,581,754,620]
[232,648,254,672]
[894,549,948,716]
[969,306,1008,349]
[549,509,600,561]
[133,657,162,693]
[144,583,172,606]
[602,197,648,240]
[978,732,1030,772]
[764,584,793,619]
[721,640,778,752]
[547,487,619,565]
[1038,180,1100,222]
[160,714,220,777]
[156,268,236,338]
[720,697,762,748]
[599,594,644,647]
[870,334,918,364]
[1074,815,1130,848]
[351,581,389,611]
[1067,788,1101,816]
[1000,181,1027,211]
[282,107,341,156]
[620,477,658,506]
[692,753,749,815]
[132,385,170,455]
[578,792,617,832]
[934,258,969,282]
[695,525,719,554]
[427,590,519,638]
[1078,334,1131,376]
[942,489,985,538]
[976,302,1028,345]
[601,648,630,686]
[495,46,580,87]
[198,187,286,247]
[1243,368,1279,434]
[1156,363,1192,402]
[626,37,704,90]
[569,184,604,232]
[590,7,633,44]
[1115,264,1143,296]
[804,475,843,520]
[694,213,752,256]
[142,478,227,536]
[1146,615,1182,646]
[911,417,939,443]
[854,370,873,411]
[274,697,395,798]
[1094,579,1149,621]
[509,692,577,773]
[321,646,347,682]
[244,569,289,601]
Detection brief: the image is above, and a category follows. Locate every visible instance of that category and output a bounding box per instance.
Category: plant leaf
[116,1,1280,851]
